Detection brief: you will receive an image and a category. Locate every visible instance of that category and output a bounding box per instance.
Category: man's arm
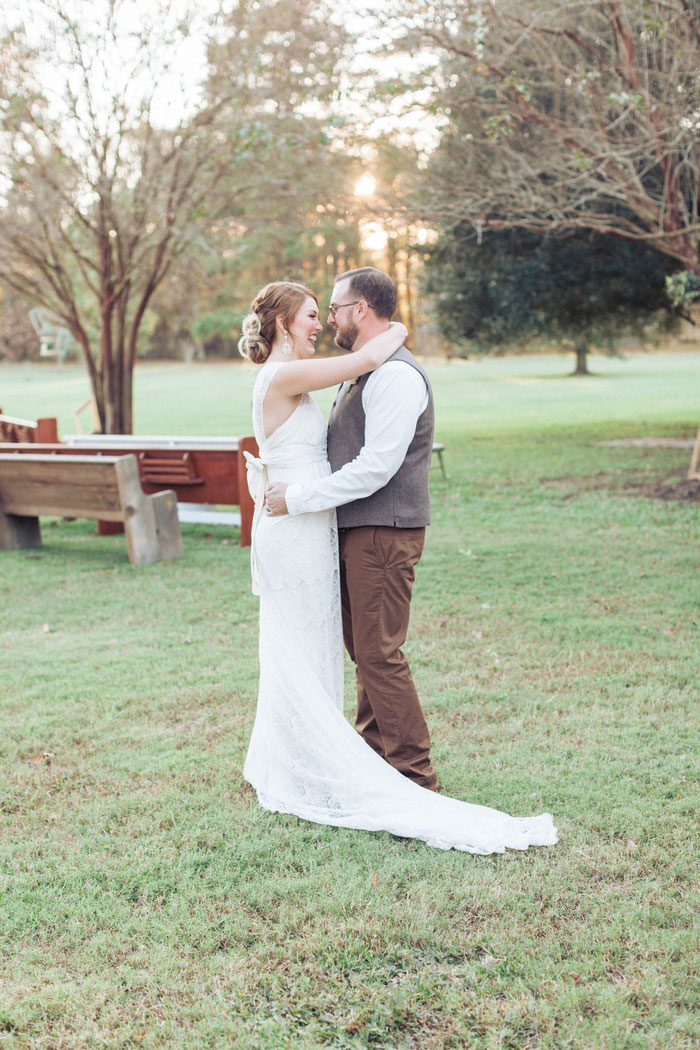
[267,362,428,517]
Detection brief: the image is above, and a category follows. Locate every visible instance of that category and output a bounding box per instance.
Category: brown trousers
[338,525,438,790]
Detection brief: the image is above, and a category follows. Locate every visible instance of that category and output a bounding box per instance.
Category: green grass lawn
[1,352,699,1049]
[2,348,699,437]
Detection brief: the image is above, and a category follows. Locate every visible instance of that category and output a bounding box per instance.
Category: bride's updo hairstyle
[238,281,318,364]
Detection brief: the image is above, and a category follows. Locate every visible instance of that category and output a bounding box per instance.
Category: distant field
[1,348,698,438]
[1,350,698,1049]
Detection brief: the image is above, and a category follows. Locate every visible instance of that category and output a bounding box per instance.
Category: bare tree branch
[387,0,700,274]
[0,0,345,430]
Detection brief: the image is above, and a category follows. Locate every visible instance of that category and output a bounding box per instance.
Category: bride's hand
[265,483,289,516]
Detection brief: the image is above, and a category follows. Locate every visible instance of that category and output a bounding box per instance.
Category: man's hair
[335,267,397,320]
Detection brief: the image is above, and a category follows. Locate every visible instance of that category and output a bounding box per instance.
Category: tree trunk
[403,244,416,334]
[101,309,117,431]
[78,327,134,434]
[571,344,590,376]
[114,289,129,431]
[386,235,397,284]
[122,379,133,434]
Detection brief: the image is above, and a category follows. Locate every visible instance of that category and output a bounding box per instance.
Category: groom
[265,267,439,792]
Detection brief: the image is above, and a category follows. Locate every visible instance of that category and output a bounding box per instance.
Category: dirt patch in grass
[542,469,700,503]
[631,474,700,501]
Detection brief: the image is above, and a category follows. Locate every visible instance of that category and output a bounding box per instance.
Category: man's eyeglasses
[328,299,373,321]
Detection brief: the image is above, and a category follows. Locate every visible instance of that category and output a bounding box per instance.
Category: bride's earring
[282,329,293,356]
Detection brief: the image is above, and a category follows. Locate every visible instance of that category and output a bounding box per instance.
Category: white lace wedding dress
[243,360,557,854]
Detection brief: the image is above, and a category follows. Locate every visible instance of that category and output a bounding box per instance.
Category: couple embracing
[239,267,557,854]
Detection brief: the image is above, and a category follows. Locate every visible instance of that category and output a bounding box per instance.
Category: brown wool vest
[327,345,434,529]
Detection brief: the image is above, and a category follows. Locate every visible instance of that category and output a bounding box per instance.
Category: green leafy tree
[195,2,363,353]
[423,226,677,373]
[138,0,360,360]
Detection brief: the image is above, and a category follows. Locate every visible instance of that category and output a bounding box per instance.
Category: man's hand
[265,482,289,516]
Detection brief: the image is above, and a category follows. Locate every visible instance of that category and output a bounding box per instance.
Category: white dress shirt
[285,361,429,516]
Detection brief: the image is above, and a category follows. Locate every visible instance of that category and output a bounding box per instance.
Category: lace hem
[250,788,558,856]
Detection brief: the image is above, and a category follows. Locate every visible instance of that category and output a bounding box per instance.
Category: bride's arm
[270,323,407,397]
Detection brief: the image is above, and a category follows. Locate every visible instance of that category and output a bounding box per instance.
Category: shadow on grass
[14,519,242,569]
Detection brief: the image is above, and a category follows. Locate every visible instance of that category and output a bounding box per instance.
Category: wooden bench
[0,453,183,566]
[4,435,258,545]
[64,434,258,544]
[0,413,59,444]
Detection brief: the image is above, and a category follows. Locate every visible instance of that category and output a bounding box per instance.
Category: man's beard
[334,321,358,352]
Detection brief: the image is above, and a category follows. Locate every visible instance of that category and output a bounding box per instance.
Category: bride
[239,280,557,854]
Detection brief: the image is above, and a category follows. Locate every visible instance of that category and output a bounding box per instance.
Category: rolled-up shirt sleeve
[285,361,429,516]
